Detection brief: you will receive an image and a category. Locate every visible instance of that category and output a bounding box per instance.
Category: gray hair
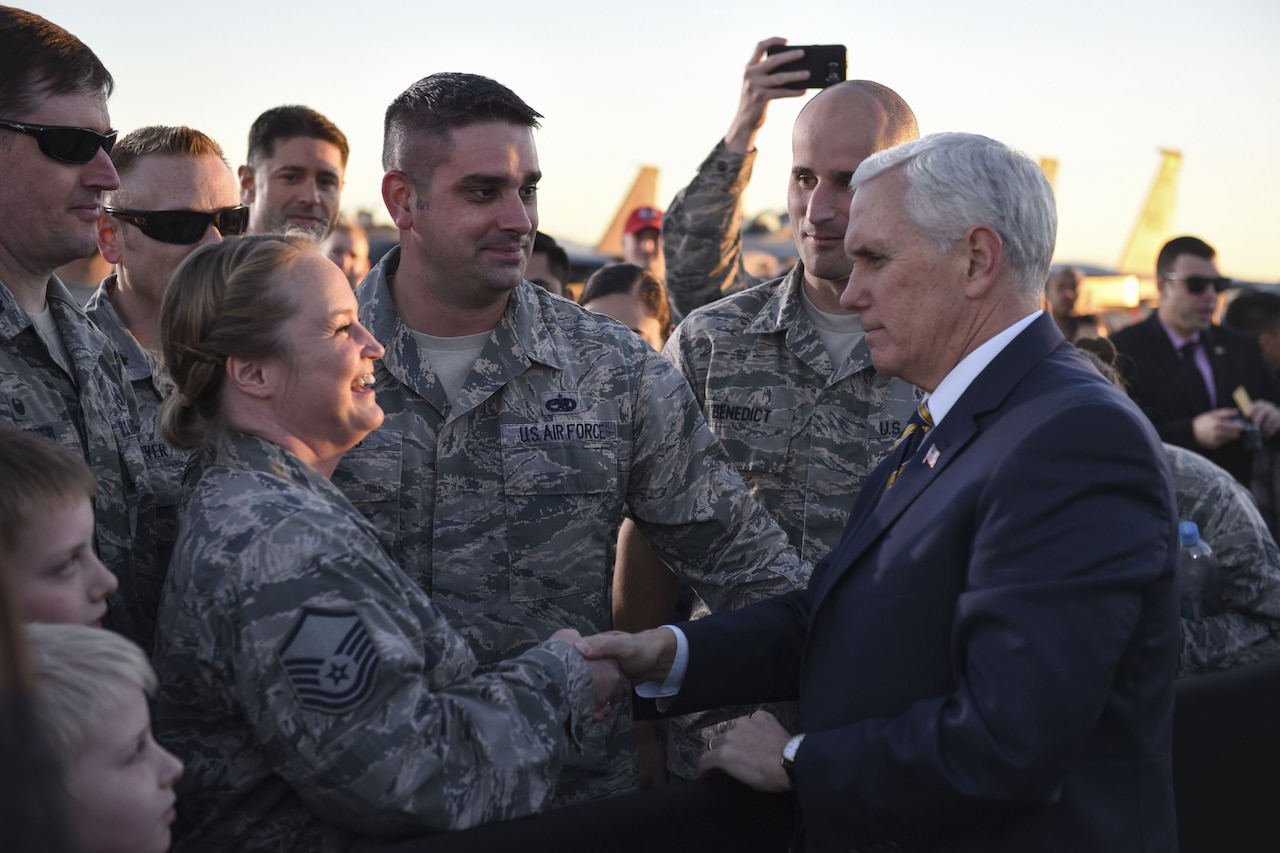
[850,132,1057,294]
[25,623,155,769]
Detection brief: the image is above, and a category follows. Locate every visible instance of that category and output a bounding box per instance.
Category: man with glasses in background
[0,6,158,651]
[90,125,247,572]
[1113,235,1280,489]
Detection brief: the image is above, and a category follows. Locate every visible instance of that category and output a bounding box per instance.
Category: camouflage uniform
[662,141,767,316]
[667,266,923,564]
[85,275,186,572]
[0,276,158,650]
[333,247,808,805]
[153,431,597,852]
[1167,443,1280,675]
[661,267,923,777]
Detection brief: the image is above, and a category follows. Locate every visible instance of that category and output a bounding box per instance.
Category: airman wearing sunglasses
[1113,235,1280,494]
[0,7,160,652]
[89,125,244,568]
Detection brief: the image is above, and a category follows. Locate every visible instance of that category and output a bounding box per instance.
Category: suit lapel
[1141,312,1188,381]
[1143,313,1214,411]
[1203,326,1230,408]
[807,314,1066,609]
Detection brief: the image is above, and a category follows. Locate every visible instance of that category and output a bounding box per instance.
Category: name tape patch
[709,403,774,425]
[501,421,619,445]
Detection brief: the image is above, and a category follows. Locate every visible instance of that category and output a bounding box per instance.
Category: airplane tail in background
[1039,157,1059,197]
[595,166,659,258]
[1117,149,1182,274]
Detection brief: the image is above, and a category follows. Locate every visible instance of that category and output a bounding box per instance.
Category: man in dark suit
[1111,235,1280,487]
[582,133,1180,851]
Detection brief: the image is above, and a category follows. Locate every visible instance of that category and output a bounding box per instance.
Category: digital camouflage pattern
[333,247,808,805]
[153,431,596,852]
[661,267,923,777]
[85,275,186,572]
[662,141,767,316]
[667,267,923,564]
[1167,443,1280,674]
[0,276,159,651]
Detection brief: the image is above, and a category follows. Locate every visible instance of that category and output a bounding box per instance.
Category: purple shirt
[1159,319,1217,405]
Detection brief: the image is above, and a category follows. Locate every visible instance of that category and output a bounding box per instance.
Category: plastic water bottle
[1179,521,1217,621]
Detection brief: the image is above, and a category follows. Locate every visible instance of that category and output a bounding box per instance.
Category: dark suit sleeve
[1152,409,1197,449]
[655,488,880,715]
[793,398,1176,841]
[664,587,812,714]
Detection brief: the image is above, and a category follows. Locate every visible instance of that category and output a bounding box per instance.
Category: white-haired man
[585,132,1180,851]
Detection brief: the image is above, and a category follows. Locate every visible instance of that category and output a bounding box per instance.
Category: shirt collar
[1158,316,1199,350]
[924,310,1042,425]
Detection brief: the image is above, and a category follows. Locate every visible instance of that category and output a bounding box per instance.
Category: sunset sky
[27,0,1280,280]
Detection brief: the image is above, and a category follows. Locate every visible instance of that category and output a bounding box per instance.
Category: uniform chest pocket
[140,445,188,508]
[707,402,794,475]
[332,430,403,541]
[500,425,618,495]
[501,431,619,603]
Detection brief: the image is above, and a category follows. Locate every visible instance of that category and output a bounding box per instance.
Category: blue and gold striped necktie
[884,401,934,492]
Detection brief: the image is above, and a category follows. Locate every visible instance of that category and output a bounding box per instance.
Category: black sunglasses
[103,205,250,245]
[0,118,117,164]
[1163,274,1232,295]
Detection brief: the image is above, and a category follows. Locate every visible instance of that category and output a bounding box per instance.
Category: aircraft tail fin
[1117,149,1182,274]
[595,166,659,257]
[1039,157,1059,196]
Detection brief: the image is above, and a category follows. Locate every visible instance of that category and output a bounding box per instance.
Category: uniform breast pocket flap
[332,430,403,504]
[708,403,794,474]
[500,424,618,495]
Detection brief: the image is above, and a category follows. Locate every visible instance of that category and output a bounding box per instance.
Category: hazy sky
[25,0,1280,279]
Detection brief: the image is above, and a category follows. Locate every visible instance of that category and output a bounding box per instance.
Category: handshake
[552,627,796,792]
[548,628,679,720]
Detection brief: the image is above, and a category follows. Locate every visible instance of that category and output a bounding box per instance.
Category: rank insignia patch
[278,608,380,715]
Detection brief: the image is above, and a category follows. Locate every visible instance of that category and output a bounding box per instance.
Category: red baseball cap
[624,205,663,235]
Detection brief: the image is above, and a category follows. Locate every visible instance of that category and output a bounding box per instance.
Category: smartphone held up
[765,44,847,89]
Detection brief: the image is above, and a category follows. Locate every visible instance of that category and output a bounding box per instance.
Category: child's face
[68,684,183,853]
[12,496,117,626]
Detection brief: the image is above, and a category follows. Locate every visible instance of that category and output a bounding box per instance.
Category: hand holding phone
[764,44,847,90]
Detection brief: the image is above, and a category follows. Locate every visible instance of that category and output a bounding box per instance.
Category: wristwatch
[780,733,806,788]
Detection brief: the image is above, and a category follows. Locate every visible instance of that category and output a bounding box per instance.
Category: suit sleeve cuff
[634,625,689,712]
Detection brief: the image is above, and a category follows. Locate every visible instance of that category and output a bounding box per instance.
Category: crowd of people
[3,6,1279,853]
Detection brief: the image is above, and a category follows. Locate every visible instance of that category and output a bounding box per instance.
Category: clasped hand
[699,711,793,792]
[551,628,624,721]
[575,630,794,792]
[574,627,678,685]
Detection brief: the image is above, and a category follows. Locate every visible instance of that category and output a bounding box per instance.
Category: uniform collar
[743,264,874,381]
[84,274,157,383]
[0,274,98,355]
[215,430,339,494]
[360,247,566,418]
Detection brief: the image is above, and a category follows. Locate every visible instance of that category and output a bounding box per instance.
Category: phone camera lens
[826,61,840,84]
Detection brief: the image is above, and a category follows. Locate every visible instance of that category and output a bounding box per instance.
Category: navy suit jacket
[670,315,1180,851]
[1111,311,1280,483]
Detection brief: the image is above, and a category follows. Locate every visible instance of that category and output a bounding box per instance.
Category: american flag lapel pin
[924,445,940,468]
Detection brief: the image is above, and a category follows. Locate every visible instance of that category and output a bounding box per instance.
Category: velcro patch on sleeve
[277,607,380,715]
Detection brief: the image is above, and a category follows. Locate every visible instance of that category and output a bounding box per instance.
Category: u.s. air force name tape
[277,608,380,715]
[500,421,619,445]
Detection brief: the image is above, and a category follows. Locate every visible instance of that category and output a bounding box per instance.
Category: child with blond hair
[26,623,182,853]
